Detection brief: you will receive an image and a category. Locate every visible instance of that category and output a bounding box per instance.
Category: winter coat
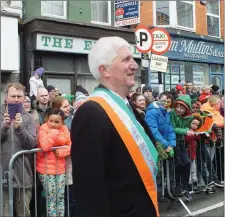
[33,101,52,125]
[170,95,193,143]
[36,123,71,175]
[201,101,224,128]
[0,105,37,188]
[185,134,200,160]
[199,92,212,104]
[145,102,176,148]
[29,76,44,97]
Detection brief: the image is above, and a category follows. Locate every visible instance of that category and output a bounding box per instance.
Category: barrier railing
[0,138,224,217]
[160,136,224,217]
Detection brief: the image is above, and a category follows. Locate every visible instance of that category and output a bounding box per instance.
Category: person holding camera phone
[1,83,37,217]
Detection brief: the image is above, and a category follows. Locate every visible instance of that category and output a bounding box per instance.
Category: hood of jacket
[146,101,166,114]
[175,95,192,116]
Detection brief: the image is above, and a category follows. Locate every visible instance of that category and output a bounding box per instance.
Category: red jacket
[185,134,200,160]
[199,92,212,104]
[37,123,71,175]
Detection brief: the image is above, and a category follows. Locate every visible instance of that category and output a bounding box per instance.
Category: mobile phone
[17,103,23,114]
[8,103,18,119]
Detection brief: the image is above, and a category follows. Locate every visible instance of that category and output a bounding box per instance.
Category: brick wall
[139,1,224,39]
[140,1,153,27]
[195,1,208,36]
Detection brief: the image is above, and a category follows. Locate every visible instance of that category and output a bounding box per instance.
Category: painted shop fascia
[36,33,224,65]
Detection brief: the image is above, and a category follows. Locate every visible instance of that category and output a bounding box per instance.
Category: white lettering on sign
[150,54,168,72]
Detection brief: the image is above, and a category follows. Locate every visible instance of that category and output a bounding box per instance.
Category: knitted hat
[176,84,184,91]
[34,67,44,77]
[142,85,152,94]
[75,85,89,96]
[46,85,55,93]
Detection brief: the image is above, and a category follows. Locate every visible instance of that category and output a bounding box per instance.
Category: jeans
[196,142,218,185]
[175,145,191,190]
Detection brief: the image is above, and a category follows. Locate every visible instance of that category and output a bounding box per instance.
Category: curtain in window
[91,1,109,23]
[42,1,64,16]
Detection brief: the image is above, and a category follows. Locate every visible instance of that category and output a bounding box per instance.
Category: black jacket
[71,90,157,217]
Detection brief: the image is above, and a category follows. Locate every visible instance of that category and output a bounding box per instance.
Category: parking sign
[135,25,153,53]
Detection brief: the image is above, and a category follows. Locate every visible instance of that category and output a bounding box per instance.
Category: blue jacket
[145,102,176,148]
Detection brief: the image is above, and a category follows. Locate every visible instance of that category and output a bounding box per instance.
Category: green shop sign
[36,33,141,58]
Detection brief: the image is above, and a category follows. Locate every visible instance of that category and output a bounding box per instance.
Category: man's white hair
[88,37,130,80]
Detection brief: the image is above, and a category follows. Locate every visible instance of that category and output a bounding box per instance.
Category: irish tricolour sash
[88,88,159,216]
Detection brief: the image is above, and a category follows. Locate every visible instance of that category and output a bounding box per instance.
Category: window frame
[206,1,221,38]
[153,1,196,32]
[91,1,111,26]
[41,1,67,19]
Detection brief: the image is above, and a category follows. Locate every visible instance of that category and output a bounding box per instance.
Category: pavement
[159,187,224,217]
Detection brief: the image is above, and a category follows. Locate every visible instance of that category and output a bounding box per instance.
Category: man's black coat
[71,89,157,217]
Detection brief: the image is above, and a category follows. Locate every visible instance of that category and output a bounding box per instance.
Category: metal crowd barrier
[159,136,224,217]
[1,146,72,217]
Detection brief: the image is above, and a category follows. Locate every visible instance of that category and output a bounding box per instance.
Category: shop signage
[114,0,140,27]
[36,33,141,58]
[165,36,224,64]
[36,34,224,64]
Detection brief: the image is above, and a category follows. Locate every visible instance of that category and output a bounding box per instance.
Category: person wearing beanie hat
[75,85,89,96]
[29,67,45,98]
[170,95,193,199]
[46,85,56,101]
[142,85,152,96]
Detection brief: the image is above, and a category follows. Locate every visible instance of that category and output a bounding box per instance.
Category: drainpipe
[19,1,24,84]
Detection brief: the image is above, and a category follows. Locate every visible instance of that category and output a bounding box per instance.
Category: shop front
[150,32,224,92]
[22,17,142,95]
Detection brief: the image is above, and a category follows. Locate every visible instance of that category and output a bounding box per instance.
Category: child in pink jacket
[37,109,71,217]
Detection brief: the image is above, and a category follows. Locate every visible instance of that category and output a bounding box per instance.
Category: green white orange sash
[88,88,159,216]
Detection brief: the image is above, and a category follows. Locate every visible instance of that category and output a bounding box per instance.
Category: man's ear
[99,65,110,78]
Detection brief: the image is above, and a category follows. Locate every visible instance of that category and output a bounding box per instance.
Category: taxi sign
[151,28,171,55]
[135,25,153,53]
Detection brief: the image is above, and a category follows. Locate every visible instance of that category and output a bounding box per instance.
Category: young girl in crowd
[185,115,202,186]
[130,92,146,118]
[199,85,212,104]
[36,109,71,217]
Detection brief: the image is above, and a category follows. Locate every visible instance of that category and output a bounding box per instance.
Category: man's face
[37,89,49,105]
[105,46,138,92]
[5,87,24,104]
[143,90,152,97]
[186,83,193,92]
[55,88,60,97]
[175,103,187,116]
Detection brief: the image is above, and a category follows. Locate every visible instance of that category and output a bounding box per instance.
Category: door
[210,73,224,91]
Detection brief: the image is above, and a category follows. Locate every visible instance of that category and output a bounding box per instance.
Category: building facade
[140,1,224,91]
[1,1,22,100]
[21,1,142,94]
[14,1,225,94]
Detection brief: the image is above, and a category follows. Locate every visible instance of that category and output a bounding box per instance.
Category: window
[41,1,67,19]
[153,1,195,31]
[156,1,170,25]
[207,1,220,37]
[91,1,111,25]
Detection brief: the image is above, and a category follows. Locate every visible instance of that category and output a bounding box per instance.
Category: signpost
[114,1,140,27]
[135,25,171,91]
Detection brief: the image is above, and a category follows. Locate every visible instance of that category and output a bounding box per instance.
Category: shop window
[41,1,67,19]
[153,1,195,31]
[210,64,221,73]
[207,1,220,37]
[47,77,71,94]
[91,1,111,26]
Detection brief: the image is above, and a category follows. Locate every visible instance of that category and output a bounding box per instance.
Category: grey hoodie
[1,105,37,188]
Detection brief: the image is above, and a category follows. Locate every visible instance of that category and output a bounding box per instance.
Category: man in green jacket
[170,95,193,201]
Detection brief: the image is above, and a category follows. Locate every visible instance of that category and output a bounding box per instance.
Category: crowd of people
[1,36,224,217]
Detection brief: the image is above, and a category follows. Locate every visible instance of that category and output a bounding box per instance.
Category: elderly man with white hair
[71,37,158,217]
